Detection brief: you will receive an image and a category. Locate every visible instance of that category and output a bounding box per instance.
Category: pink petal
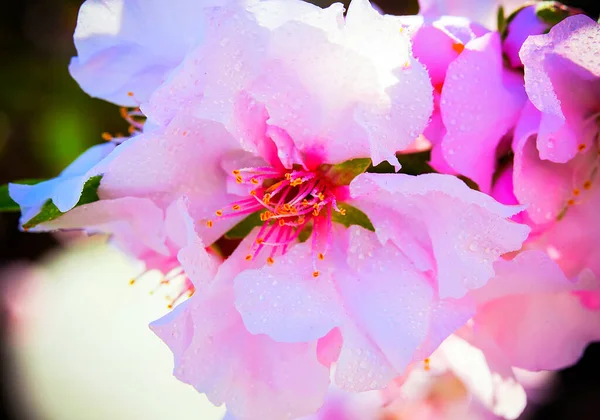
[520,14,600,162]
[39,197,168,256]
[471,251,600,370]
[144,6,269,127]
[235,226,453,392]
[440,32,526,192]
[70,0,226,105]
[351,173,530,299]
[474,292,600,370]
[100,114,245,245]
[151,281,329,420]
[234,240,343,343]
[470,250,573,304]
[535,189,600,280]
[418,0,512,29]
[513,123,575,224]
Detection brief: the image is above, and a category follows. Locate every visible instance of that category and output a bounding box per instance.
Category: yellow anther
[578,144,587,152]
[120,107,129,118]
[251,178,259,185]
[317,193,325,201]
[206,220,213,228]
[424,358,430,371]
[567,199,576,206]
[279,219,286,227]
[297,216,305,224]
[101,132,113,141]
[291,178,303,187]
[127,91,134,97]
[339,208,347,216]
[232,204,241,211]
[256,238,264,244]
[263,193,271,204]
[215,210,223,217]
[245,255,253,261]
[583,180,592,190]
[452,42,465,54]
[312,271,320,278]
[129,279,136,285]
[318,253,325,261]
[232,169,241,175]
[267,257,275,265]
[284,173,292,180]
[167,304,173,309]
[573,188,581,196]
[250,190,257,196]
[236,175,243,183]
[312,209,320,217]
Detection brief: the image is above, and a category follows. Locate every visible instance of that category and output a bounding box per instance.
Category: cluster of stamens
[101,92,145,143]
[129,265,194,310]
[207,166,346,277]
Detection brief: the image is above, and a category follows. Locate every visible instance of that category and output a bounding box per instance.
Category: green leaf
[22,175,103,229]
[535,1,572,27]
[322,158,372,186]
[497,5,507,35]
[368,150,435,176]
[298,224,313,243]
[457,175,480,191]
[0,179,45,212]
[332,203,375,232]
[224,211,263,239]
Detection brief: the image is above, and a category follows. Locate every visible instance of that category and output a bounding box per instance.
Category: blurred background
[0,0,599,419]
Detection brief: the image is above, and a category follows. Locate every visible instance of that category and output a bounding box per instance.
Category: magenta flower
[510,15,600,279]
[400,8,526,192]
[519,14,600,164]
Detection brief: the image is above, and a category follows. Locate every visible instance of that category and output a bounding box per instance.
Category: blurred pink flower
[469,251,600,371]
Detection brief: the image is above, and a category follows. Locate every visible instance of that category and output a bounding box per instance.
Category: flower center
[207,165,346,277]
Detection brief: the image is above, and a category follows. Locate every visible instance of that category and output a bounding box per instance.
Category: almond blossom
[401,1,526,192]
[510,15,600,279]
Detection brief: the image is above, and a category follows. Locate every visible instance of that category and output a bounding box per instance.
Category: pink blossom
[519,14,600,163]
[87,1,535,417]
[399,13,526,192]
[511,15,600,278]
[11,0,538,417]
